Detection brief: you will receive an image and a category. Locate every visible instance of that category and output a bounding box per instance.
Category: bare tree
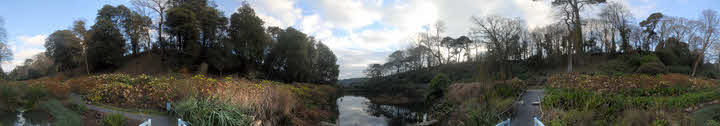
[692,9,720,76]
[471,15,527,79]
[600,1,632,54]
[0,17,12,74]
[131,0,168,53]
[546,0,606,72]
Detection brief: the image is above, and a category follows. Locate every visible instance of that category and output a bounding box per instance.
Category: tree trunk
[691,52,703,76]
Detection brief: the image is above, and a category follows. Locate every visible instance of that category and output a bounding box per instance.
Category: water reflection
[337,96,427,126]
[0,109,52,126]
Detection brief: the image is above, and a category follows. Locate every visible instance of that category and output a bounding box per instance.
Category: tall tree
[45,30,82,71]
[72,20,90,74]
[131,0,169,54]
[640,13,664,51]
[471,15,527,79]
[692,9,720,76]
[228,2,269,73]
[364,64,384,80]
[265,28,315,82]
[548,0,606,72]
[313,42,339,84]
[87,5,127,71]
[599,1,631,55]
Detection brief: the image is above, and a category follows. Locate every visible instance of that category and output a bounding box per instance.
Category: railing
[178,118,189,126]
[139,119,151,126]
[495,118,510,126]
[534,117,545,126]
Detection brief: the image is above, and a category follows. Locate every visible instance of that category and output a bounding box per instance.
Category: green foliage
[691,105,720,126]
[465,107,501,126]
[69,103,88,113]
[44,30,82,71]
[101,113,126,126]
[636,62,666,75]
[599,59,634,75]
[41,99,82,126]
[226,2,268,73]
[0,83,48,112]
[426,73,451,102]
[708,120,720,126]
[668,65,692,74]
[88,5,127,71]
[174,97,251,126]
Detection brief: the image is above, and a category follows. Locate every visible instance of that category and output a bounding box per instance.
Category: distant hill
[337,77,368,87]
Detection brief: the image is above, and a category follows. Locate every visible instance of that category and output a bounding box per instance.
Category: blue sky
[1,0,718,79]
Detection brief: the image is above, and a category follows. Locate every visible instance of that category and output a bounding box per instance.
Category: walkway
[510,89,545,126]
[69,93,175,126]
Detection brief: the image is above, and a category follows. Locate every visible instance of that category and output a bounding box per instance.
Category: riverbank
[1,73,340,126]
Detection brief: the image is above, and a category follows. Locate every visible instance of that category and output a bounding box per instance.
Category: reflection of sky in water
[337,96,389,126]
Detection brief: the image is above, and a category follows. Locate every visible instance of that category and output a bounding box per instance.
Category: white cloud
[243,0,568,79]
[17,34,47,46]
[1,47,44,73]
[1,34,47,73]
[250,0,303,28]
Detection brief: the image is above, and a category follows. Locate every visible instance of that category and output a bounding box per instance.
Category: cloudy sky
[0,0,718,79]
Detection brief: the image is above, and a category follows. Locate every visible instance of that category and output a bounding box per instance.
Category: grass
[40,99,82,126]
[0,81,48,112]
[692,105,720,126]
[101,113,126,126]
[429,80,526,125]
[174,97,251,126]
[542,73,720,125]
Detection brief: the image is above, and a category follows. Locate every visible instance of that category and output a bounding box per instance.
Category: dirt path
[69,93,176,126]
[510,89,544,126]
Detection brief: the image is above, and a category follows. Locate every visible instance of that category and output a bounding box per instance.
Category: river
[336,95,429,126]
[0,109,52,126]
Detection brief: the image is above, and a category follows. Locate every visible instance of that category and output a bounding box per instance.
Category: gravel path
[510,89,545,126]
[69,93,176,126]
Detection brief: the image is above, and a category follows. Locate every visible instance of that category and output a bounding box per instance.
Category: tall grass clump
[174,97,251,126]
[0,82,48,112]
[101,113,126,126]
[40,99,82,126]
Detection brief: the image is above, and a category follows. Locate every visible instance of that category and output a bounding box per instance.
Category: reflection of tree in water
[365,102,426,125]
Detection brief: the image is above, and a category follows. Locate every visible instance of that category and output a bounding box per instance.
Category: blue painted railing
[495,118,510,126]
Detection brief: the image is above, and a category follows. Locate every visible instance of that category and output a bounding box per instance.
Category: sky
[0,0,718,79]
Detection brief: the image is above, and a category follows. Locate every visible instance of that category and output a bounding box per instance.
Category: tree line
[366,0,720,80]
[6,0,339,84]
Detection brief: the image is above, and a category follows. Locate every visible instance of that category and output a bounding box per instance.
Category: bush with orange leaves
[23,77,70,99]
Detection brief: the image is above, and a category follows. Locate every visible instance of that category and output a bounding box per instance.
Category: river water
[336,95,428,126]
[0,109,52,126]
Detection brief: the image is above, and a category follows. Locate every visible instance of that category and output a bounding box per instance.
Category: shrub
[174,97,251,126]
[426,73,451,102]
[656,48,680,66]
[636,62,666,75]
[69,103,88,113]
[668,65,691,74]
[1,83,49,112]
[102,113,126,126]
[41,99,82,126]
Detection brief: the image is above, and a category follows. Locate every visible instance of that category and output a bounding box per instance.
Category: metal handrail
[495,118,510,126]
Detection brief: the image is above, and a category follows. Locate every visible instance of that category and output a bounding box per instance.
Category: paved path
[510,89,544,126]
[69,94,176,126]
